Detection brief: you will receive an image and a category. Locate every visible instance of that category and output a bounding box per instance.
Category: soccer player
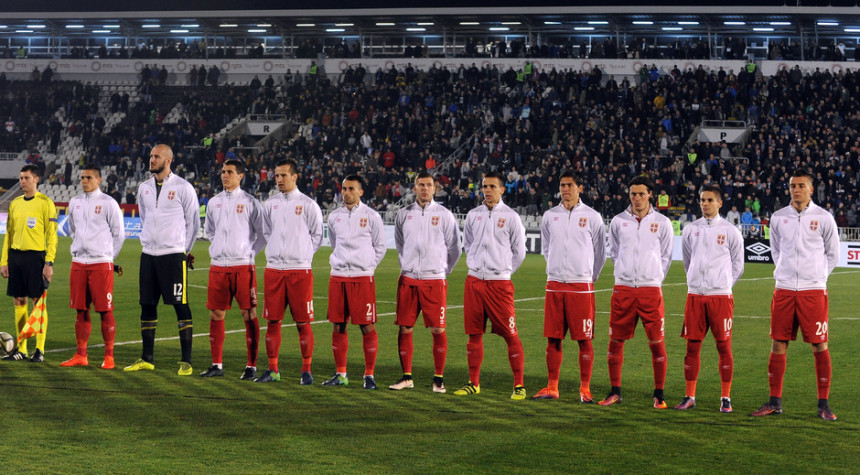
[124,144,200,375]
[1,165,58,362]
[60,165,125,369]
[599,175,673,408]
[454,171,527,400]
[389,172,461,393]
[751,168,840,421]
[532,171,606,402]
[199,160,267,380]
[323,174,386,390]
[674,184,744,413]
[257,159,323,384]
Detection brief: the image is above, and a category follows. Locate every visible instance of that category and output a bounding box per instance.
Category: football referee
[1,164,58,362]
[124,144,200,375]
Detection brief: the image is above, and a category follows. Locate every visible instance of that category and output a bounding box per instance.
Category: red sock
[265,320,282,373]
[716,339,733,398]
[502,332,524,387]
[432,331,447,376]
[398,331,414,374]
[466,334,484,386]
[607,340,625,387]
[684,340,703,385]
[245,318,260,367]
[578,339,594,389]
[649,341,668,390]
[362,330,378,377]
[100,311,115,358]
[297,323,314,372]
[814,349,831,400]
[332,330,349,374]
[768,352,787,398]
[75,310,91,356]
[209,319,225,365]
[546,340,562,389]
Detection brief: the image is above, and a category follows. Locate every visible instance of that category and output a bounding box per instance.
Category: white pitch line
[58,269,860,355]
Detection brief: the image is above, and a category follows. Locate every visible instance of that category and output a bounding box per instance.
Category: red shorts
[207,265,258,311]
[327,276,376,325]
[770,288,829,344]
[463,275,517,337]
[69,262,114,312]
[682,294,734,341]
[263,269,314,323]
[395,276,447,328]
[544,281,595,340]
[609,285,665,341]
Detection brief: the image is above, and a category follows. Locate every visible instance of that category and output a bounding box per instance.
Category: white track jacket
[395,200,462,280]
[682,215,744,295]
[609,206,673,287]
[770,201,839,291]
[68,188,125,264]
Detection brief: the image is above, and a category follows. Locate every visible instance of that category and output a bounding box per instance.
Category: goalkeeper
[124,144,200,376]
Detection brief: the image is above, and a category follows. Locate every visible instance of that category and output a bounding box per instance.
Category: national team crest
[717,234,726,245]
[236,203,245,214]
[497,218,506,228]
[360,217,368,228]
[650,223,659,233]
[295,205,303,216]
[431,216,440,226]
[579,217,588,228]
[94,205,102,215]
[809,220,819,231]
[167,190,176,200]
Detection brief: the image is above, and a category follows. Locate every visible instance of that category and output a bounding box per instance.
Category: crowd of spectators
[1,58,858,232]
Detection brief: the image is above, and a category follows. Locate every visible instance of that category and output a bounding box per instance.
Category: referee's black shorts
[6,250,46,299]
[139,253,188,305]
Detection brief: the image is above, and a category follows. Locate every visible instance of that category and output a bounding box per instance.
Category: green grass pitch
[0,236,857,473]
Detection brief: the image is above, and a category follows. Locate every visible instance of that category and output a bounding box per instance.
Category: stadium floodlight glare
[28,25,46,29]
[376,22,395,26]
[257,23,272,27]
[489,27,510,31]
[142,24,160,28]
[248,29,267,33]
[326,28,345,32]
[103,24,120,29]
[219,24,238,28]
[66,25,85,29]
[460,21,480,25]
[296,23,315,27]
[417,22,435,26]
[170,29,189,33]
[501,22,521,25]
[180,24,199,28]
[543,21,561,25]
[0,26,7,29]
[632,21,653,25]
[92,30,111,33]
[724,21,746,26]
[335,23,354,27]
[770,21,791,26]
[574,27,595,31]
[16,30,33,33]
[845,28,860,33]
[662,27,683,31]
[678,21,699,25]
[406,27,425,32]
[817,21,838,26]
[588,21,609,25]
[753,27,774,32]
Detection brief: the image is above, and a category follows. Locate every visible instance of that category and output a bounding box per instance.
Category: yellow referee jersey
[1,192,58,266]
